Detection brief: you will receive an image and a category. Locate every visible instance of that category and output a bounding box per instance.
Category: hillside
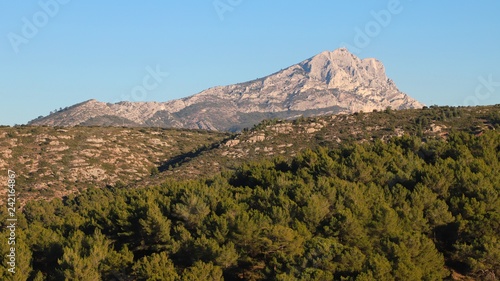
[149,105,500,183]
[0,126,229,203]
[28,48,423,131]
[3,105,500,205]
[1,106,499,280]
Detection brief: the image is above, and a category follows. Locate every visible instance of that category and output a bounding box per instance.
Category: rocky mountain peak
[300,48,388,90]
[29,48,423,131]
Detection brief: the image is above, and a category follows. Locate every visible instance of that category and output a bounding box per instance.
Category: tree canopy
[1,131,499,280]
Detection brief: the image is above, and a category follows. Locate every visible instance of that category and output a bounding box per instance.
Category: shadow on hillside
[157,136,234,172]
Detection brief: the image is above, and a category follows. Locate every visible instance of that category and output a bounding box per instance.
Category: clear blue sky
[1,1,499,125]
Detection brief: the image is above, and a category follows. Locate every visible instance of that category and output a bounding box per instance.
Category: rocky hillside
[0,126,228,203]
[146,105,500,184]
[6,105,500,203]
[29,48,423,131]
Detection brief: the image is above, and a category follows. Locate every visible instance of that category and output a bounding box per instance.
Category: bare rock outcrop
[29,48,423,131]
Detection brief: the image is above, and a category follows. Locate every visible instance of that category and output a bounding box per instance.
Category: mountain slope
[0,126,228,203]
[146,105,500,183]
[7,106,500,280]
[9,105,500,203]
[29,48,423,131]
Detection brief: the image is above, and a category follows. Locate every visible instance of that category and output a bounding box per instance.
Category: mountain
[28,48,423,131]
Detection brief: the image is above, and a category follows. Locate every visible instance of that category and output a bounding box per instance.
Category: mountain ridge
[29,48,423,131]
